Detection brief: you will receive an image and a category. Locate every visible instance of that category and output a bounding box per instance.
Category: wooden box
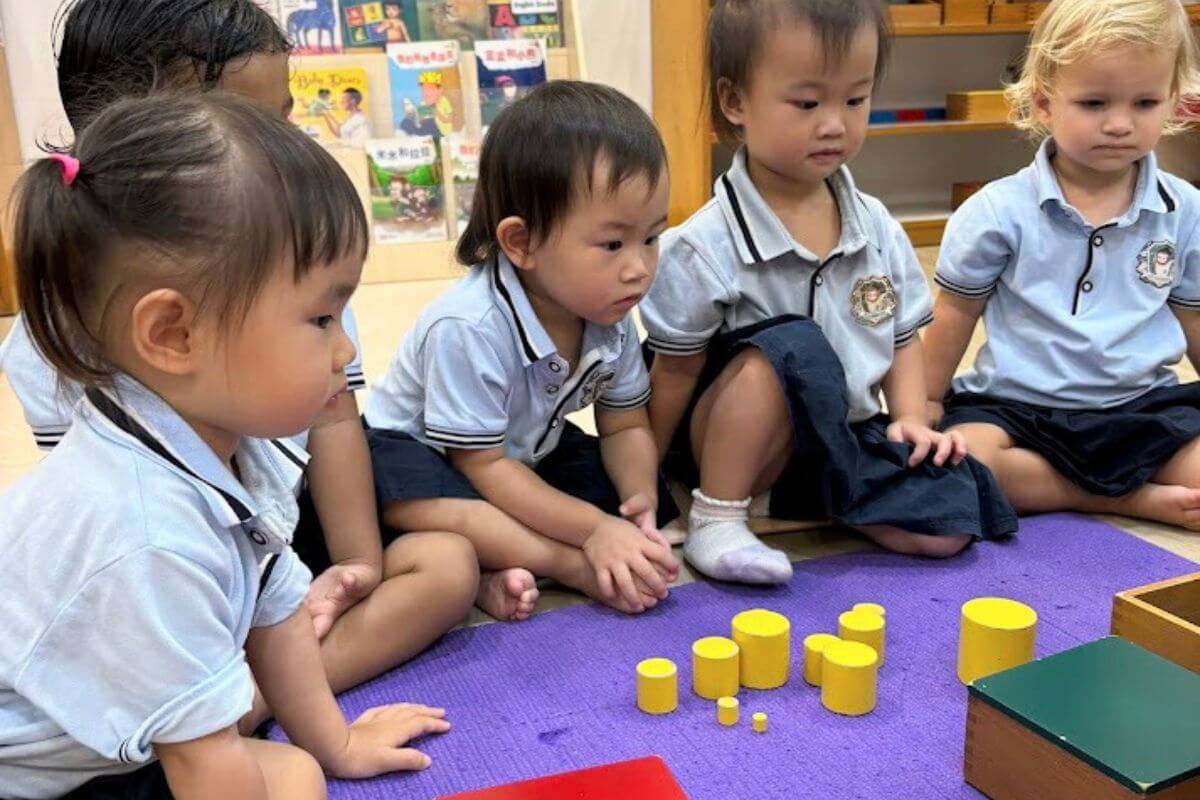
[888,0,942,27]
[943,0,989,25]
[966,638,1200,799]
[947,90,1010,122]
[952,181,987,209]
[1112,572,1200,674]
[1025,1,1051,22]
[989,2,1029,24]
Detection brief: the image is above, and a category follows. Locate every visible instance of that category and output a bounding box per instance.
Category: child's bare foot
[1117,483,1200,530]
[306,562,378,639]
[476,569,539,621]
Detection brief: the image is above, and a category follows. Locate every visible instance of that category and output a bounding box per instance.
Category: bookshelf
[0,49,22,315]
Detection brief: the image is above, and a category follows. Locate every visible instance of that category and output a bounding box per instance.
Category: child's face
[720,19,876,187]
[386,5,400,17]
[217,51,294,120]
[421,82,443,104]
[1034,45,1174,178]
[518,162,670,327]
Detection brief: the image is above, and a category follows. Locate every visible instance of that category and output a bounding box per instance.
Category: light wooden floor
[2,249,1197,622]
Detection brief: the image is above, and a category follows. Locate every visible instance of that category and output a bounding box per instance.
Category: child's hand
[620,493,680,583]
[583,517,678,611]
[886,417,967,468]
[328,703,450,778]
[926,400,945,429]
[306,562,381,640]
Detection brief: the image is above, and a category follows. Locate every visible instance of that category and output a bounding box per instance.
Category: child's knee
[918,534,972,559]
[267,744,325,798]
[423,532,480,599]
[725,348,779,390]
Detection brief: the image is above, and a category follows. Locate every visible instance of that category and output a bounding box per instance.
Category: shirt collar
[715,146,874,266]
[82,374,308,550]
[1034,138,1177,222]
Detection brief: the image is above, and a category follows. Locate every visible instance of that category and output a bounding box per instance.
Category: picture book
[366,136,449,244]
[277,0,344,54]
[448,133,481,232]
[487,0,561,47]
[289,66,371,146]
[341,0,418,48]
[416,0,489,49]
[387,40,465,141]
[474,38,547,127]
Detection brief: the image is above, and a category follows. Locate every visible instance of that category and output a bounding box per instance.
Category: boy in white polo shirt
[926,0,1200,530]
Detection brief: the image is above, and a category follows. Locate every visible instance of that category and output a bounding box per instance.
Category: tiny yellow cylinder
[802,633,841,687]
[839,610,886,665]
[692,636,740,700]
[853,602,886,618]
[731,609,791,689]
[717,695,739,726]
[957,598,1037,685]
[636,658,678,715]
[752,712,768,733]
[821,640,879,716]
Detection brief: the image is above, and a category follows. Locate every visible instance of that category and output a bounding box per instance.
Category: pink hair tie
[47,153,80,186]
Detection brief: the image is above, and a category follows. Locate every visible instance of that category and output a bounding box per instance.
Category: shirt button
[549,362,562,373]
[546,385,559,395]
[1082,281,1094,293]
[248,529,267,545]
[814,275,824,286]
[551,419,560,428]
[1092,235,1104,247]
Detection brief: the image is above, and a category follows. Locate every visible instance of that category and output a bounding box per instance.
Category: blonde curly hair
[1005,0,1200,139]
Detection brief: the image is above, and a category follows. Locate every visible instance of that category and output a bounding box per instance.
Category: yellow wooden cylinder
[821,640,879,716]
[839,610,886,665]
[717,695,739,726]
[752,712,768,733]
[957,598,1037,685]
[731,609,791,689]
[692,636,740,700]
[802,633,841,687]
[636,658,678,715]
[853,602,886,618]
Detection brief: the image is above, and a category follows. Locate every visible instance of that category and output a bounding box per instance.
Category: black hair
[343,87,363,105]
[55,0,290,130]
[14,91,368,386]
[456,80,667,267]
[708,0,891,142]
[318,88,332,96]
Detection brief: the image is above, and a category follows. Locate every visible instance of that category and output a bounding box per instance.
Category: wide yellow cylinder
[717,695,739,726]
[802,633,841,687]
[853,602,886,618]
[731,609,791,689]
[636,658,678,715]
[692,636,740,700]
[957,598,1037,685]
[839,610,886,665]
[821,640,879,716]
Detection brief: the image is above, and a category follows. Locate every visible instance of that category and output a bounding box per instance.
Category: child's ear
[127,289,202,376]
[496,216,534,269]
[717,77,747,130]
[1032,88,1053,128]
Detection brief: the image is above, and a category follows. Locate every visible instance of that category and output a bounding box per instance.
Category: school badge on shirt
[850,276,897,327]
[580,370,615,407]
[1136,240,1176,289]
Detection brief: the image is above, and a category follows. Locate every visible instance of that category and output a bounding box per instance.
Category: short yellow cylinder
[853,602,886,618]
[717,695,739,726]
[839,610,886,665]
[636,658,678,715]
[821,640,879,716]
[731,609,791,689]
[957,598,1037,685]
[752,712,768,733]
[692,636,740,700]
[802,633,841,687]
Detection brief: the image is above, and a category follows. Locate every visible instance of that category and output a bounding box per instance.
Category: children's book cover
[416,0,489,49]
[474,38,547,127]
[278,0,343,54]
[289,67,372,146]
[341,0,418,48]
[366,137,448,244]
[253,0,280,18]
[387,40,465,141]
[487,0,561,47]
[447,133,481,232]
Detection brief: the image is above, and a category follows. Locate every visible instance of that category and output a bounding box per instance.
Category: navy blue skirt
[59,764,171,800]
[365,421,679,529]
[942,383,1200,497]
[659,316,1017,540]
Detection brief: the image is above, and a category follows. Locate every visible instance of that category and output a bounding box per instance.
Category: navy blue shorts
[657,316,1017,540]
[365,421,678,529]
[942,383,1200,497]
[60,764,171,799]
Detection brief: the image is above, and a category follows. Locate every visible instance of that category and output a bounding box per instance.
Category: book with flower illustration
[366,137,449,244]
[289,66,371,147]
[341,0,419,48]
[474,38,547,128]
[447,133,481,233]
[487,0,561,47]
[387,40,465,141]
[416,0,489,49]
[277,0,344,54]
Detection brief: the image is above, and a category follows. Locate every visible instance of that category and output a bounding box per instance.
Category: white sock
[685,489,793,585]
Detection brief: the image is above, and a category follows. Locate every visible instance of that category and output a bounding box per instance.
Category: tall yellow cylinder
[821,640,879,716]
[731,609,791,689]
[636,658,678,715]
[692,636,740,700]
[802,633,841,687]
[839,610,886,665]
[957,598,1037,685]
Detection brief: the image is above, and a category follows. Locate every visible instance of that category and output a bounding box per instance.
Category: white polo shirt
[641,147,934,423]
[365,254,652,465]
[937,139,1200,408]
[0,375,312,799]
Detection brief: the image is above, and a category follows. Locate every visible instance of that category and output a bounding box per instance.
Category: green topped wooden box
[964,637,1200,799]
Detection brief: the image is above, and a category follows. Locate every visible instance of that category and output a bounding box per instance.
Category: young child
[0,92,448,799]
[0,0,482,735]
[926,0,1200,529]
[642,0,1018,585]
[365,81,681,615]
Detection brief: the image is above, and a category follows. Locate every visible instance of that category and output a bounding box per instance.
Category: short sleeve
[597,316,652,411]
[421,319,512,449]
[884,214,934,348]
[341,305,367,391]
[253,547,312,629]
[0,316,80,450]
[641,235,733,356]
[15,549,253,764]
[935,190,1013,299]
[1169,215,1200,311]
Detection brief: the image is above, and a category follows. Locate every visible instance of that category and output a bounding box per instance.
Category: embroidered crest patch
[579,370,615,407]
[1136,240,1176,289]
[850,276,897,327]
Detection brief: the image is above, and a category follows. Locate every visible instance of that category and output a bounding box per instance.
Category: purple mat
[278,514,1197,799]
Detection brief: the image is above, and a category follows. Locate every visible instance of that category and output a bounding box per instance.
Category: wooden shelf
[868,119,1012,137]
[893,204,953,247]
[894,5,1200,36]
